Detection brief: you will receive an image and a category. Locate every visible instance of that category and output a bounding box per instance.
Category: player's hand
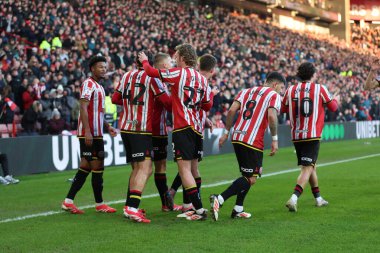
[205,118,213,133]
[269,140,278,156]
[85,130,93,146]
[219,134,228,149]
[333,91,341,105]
[108,126,118,137]
[211,86,220,96]
[138,52,148,63]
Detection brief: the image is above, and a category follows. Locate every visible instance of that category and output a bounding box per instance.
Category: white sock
[183,203,193,209]
[316,196,322,202]
[234,205,243,213]
[64,198,73,204]
[217,195,224,205]
[196,208,205,214]
[95,202,104,207]
[291,194,298,203]
[127,206,138,213]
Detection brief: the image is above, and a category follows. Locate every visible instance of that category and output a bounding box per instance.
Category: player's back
[117,69,163,133]
[170,67,210,133]
[284,82,333,141]
[232,86,281,150]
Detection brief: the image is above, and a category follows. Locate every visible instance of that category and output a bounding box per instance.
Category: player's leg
[177,159,206,220]
[123,133,153,223]
[232,176,256,219]
[286,141,319,212]
[62,157,90,214]
[210,144,258,221]
[168,172,182,199]
[0,153,19,184]
[309,165,328,207]
[191,157,202,199]
[173,129,206,220]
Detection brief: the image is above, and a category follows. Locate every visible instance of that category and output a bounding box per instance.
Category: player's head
[265,72,286,95]
[199,54,217,79]
[136,51,153,69]
[153,53,172,69]
[174,43,197,68]
[89,55,107,80]
[297,62,316,81]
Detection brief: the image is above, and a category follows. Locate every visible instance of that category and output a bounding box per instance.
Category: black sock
[154,173,168,206]
[92,170,104,203]
[294,184,303,198]
[182,185,191,204]
[236,184,251,206]
[170,173,182,192]
[126,190,142,209]
[311,186,320,198]
[125,178,131,206]
[221,176,250,202]
[66,169,90,200]
[185,186,202,210]
[195,177,202,198]
[0,154,10,176]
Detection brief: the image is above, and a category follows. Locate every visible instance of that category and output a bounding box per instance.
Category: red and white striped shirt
[232,86,281,151]
[78,77,105,137]
[142,64,211,133]
[281,82,334,141]
[116,70,166,133]
[152,80,171,136]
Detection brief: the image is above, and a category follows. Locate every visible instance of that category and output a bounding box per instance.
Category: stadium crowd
[0,0,379,136]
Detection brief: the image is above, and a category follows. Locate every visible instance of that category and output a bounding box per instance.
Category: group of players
[60,43,345,223]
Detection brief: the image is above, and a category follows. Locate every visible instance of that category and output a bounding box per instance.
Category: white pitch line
[1,153,379,224]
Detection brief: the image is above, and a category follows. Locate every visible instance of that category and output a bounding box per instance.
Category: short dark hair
[266,72,286,85]
[136,51,154,68]
[153,53,170,66]
[199,54,217,72]
[296,62,316,81]
[175,43,197,68]
[88,55,107,70]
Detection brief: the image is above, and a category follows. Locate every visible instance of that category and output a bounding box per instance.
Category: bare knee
[247,176,257,185]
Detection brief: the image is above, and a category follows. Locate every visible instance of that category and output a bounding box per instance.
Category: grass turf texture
[0,138,379,253]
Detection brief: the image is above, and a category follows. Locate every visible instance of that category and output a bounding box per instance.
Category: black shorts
[172,127,203,161]
[79,138,105,161]
[233,142,263,177]
[152,136,168,161]
[121,132,152,163]
[293,140,320,167]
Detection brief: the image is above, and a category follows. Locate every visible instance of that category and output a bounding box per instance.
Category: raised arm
[364,60,380,91]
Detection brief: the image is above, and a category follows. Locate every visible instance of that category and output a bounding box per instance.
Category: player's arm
[138,52,181,83]
[111,91,123,105]
[268,108,278,156]
[280,88,289,113]
[156,92,172,112]
[79,99,92,146]
[103,120,117,137]
[321,85,339,112]
[201,85,219,112]
[219,100,240,148]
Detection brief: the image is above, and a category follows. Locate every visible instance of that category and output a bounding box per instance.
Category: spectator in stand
[212,112,225,128]
[21,100,43,135]
[48,108,70,135]
[22,84,35,110]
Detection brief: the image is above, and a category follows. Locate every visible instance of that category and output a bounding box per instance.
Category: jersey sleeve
[320,85,333,104]
[115,73,128,94]
[234,90,244,104]
[80,80,94,101]
[269,93,281,112]
[142,60,182,84]
[150,78,167,96]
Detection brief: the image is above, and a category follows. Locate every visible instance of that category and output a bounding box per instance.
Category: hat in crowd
[52,108,61,118]
[49,89,57,96]
[57,85,64,92]
[40,77,46,83]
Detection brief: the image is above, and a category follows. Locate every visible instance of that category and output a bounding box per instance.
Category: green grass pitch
[0,138,379,253]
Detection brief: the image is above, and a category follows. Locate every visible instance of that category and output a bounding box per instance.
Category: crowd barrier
[0,121,379,176]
